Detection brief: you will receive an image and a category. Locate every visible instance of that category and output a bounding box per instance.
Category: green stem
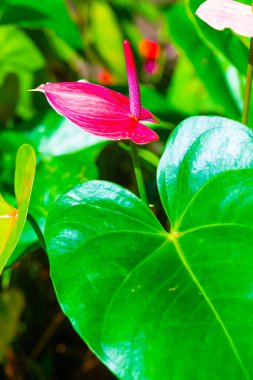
[130,141,148,205]
[27,213,46,252]
[242,37,253,125]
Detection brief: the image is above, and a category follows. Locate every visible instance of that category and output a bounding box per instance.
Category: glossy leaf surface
[45,116,253,379]
[0,145,36,274]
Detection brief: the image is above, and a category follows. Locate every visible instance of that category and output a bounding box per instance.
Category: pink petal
[140,107,159,124]
[196,0,253,37]
[129,121,159,144]
[34,82,158,144]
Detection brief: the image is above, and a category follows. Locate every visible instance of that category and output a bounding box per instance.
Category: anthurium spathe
[196,0,253,37]
[33,40,159,145]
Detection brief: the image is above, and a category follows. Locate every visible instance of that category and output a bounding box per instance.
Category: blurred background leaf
[0,289,25,362]
[0,25,45,121]
[90,1,125,78]
[0,0,83,48]
[166,1,243,119]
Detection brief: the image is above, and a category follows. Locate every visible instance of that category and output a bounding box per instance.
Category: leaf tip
[28,84,46,92]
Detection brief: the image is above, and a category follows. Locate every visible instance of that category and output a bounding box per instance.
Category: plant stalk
[130,141,148,205]
[27,213,46,252]
[242,37,253,125]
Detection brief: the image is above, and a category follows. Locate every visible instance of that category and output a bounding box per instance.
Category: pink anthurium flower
[196,0,253,37]
[33,40,159,145]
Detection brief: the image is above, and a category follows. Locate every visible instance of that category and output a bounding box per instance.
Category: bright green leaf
[0,144,36,274]
[45,181,166,374]
[45,116,253,379]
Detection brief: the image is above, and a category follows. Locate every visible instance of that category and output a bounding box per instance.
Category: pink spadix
[123,39,142,120]
[196,0,253,37]
[33,40,159,145]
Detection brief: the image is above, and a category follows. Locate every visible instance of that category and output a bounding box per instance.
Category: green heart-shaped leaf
[0,144,36,274]
[45,116,253,379]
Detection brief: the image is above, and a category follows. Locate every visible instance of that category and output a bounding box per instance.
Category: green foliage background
[0,0,251,378]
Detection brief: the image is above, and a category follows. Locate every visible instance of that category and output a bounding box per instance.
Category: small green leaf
[45,117,253,379]
[0,144,36,274]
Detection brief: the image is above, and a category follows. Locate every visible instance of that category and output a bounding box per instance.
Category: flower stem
[27,213,46,252]
[242,37,253,125]
[130,141,148,205]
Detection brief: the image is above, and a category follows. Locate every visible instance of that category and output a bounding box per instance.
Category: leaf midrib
[98,225,251,379]
[179,222,253,236]
[175,167,253,230]
[171,236,251,380]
